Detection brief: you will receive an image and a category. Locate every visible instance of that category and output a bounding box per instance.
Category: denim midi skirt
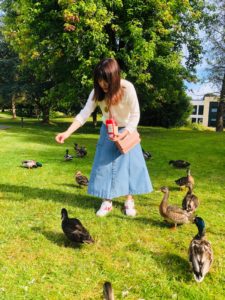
[88,124,153,200]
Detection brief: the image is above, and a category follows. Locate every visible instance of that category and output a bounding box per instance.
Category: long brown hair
[93,58,124,105]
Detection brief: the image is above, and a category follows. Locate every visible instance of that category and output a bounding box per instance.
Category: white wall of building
[190,95,219,127]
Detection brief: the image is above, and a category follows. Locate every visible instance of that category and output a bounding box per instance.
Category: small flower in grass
[28,278,36,285]
[21,286,28,292]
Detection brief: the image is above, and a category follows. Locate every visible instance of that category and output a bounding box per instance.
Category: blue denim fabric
[88,124,153,199]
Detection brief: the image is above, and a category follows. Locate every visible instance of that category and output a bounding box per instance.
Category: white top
[75,79,140,133]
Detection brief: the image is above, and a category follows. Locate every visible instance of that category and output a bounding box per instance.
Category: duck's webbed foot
[169,223,177,230]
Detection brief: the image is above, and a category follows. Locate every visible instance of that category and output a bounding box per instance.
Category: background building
[190,94,221,127]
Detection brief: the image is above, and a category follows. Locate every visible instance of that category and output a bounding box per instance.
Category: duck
[64,149,73,161]
[169,160,190,169]
[75,171,89,187]
[175,168,194,190]
[74,143,87,158]
[182,182,199,213]
[142,147,152,160]
[22,160,42,169]
[61,208,94,244]
[159,186,193,228]
[103,282,114,300]
[189,216,213,282]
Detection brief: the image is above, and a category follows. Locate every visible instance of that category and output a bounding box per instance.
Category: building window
[198,105,204,115]
[208,102,218,127]
[192,118,196,123]
[198,118,203,123]
[192,105,197,115]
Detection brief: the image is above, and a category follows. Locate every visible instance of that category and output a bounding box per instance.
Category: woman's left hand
[110,129,129,142]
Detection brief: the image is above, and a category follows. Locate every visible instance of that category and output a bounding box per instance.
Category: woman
[55,58,153,217]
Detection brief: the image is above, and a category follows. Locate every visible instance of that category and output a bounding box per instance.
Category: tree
[0,30,20,118]
[205,0,225,131]
[1,0,212,126]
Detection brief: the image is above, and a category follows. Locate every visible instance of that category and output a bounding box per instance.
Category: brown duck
[159,186,193,228]
[75,171,89,187]
[175,168,194,190]
[182,182,199,213]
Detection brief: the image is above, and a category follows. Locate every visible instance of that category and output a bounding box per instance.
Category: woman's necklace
[104,99,109,112]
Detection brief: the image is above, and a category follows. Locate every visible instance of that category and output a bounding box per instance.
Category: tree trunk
[1,107,5,112]
[41,106,50,124]
[12,94,17,119]
[216,73,225,132]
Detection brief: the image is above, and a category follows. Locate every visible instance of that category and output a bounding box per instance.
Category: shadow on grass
[0,183,103,211]
[123,215,176,228]
[31,226,83,249]
[150,251,192,282]
[0,183,123,213]
[123,241,192,282]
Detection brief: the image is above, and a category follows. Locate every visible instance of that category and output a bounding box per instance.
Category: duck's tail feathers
[84,236,95,244]
[193,272,204,283]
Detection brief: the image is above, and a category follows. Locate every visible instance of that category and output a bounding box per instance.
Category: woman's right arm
[55,89,97,144]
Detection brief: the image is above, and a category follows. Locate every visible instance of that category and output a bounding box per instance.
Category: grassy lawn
[0,113,224,300]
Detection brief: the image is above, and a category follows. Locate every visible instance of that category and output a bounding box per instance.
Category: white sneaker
[96,200,112,217]
[124,199,136,217]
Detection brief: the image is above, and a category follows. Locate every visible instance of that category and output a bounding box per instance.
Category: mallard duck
[61,208,94,244]
[103,282,114,300]
[189,216,213,282]
[142,147,152,160]
[182,182,199,213]
[64,149,73,161]
[175,168,194,190]
[75,171,89,187]
[169,160,190,169]
[74,143,87,158]
[159,186,193,228]
[22,160,42,169]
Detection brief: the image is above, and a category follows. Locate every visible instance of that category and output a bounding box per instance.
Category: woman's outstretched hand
[55,131,71,144]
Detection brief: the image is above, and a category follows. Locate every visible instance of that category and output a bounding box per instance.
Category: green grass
[0,113,225,299]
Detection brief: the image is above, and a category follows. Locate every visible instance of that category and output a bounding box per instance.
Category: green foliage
[0,31,20,108]
[184,120,210,131]
[1,0,212,126]
[0,115,225,298]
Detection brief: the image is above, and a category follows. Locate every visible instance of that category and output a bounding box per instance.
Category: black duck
[169,160,190,169]
[189,216,213,282]
[74,143,87,158]
[61,208,94,244]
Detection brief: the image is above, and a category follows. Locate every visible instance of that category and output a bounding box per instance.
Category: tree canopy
[0,0,211,126]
